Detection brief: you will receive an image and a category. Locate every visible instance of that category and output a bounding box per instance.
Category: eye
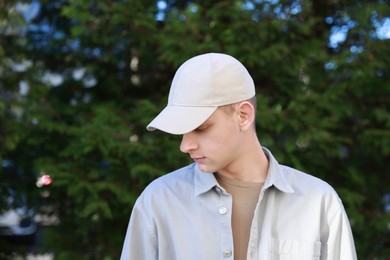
[195,125,208,132]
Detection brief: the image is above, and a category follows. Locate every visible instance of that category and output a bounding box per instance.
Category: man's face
[180,107,243,173]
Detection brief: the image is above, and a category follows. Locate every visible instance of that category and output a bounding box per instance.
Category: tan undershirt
[214,173,263,260]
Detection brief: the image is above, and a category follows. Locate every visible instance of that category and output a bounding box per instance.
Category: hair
[219,96,257,130]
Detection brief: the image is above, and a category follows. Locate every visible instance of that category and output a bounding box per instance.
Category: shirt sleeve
[322,205,357,260]
[120,203,158,260]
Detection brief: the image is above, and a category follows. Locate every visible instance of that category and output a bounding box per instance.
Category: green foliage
[1,0,389,258]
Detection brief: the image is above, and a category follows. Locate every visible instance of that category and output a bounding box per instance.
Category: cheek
[207,127,240,155]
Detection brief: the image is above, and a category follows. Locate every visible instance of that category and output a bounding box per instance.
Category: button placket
[217,190,233,259]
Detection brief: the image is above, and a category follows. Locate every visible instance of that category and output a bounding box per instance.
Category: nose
[180,133,198,153]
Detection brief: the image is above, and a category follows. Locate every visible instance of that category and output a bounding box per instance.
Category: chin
[196,164,212,173]
[197,163,220,174]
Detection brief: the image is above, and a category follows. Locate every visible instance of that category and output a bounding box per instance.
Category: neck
[217,134,269,183]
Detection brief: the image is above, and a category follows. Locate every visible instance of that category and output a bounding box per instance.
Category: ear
[237,101,255,131]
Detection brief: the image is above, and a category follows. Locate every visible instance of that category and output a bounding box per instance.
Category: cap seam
[209,54,214,106]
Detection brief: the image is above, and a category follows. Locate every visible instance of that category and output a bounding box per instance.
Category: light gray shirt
[121,148,357,259]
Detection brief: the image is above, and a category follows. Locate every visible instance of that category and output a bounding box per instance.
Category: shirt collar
[262,147,295,193]
[194,166,218,196]
[194,147,295,196]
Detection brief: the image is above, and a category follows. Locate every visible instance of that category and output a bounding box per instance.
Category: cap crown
[168,53,255,107]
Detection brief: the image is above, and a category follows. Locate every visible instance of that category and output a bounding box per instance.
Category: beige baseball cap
[147,53,255,134]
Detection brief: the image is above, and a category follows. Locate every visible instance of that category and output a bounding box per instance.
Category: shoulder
[134,163,197,207]
[147,163,196,190]
[264,147,338,200]
[281,165,336,193]
[275,165,349,223]
[279,165,343,207]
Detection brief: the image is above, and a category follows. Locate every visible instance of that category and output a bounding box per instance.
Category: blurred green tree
[1,0,389,258]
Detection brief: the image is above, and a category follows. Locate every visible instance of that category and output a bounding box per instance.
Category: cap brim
[146,105,218,135]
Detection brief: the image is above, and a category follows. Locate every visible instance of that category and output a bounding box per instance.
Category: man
[121,53,357,259]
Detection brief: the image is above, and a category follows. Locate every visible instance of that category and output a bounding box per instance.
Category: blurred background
[0,0,389,259]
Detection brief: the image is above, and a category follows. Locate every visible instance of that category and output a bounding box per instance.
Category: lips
[191,156,205,163]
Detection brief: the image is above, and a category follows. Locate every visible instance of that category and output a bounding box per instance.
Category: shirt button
[223,249,232,257]
[219,206,228,215]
